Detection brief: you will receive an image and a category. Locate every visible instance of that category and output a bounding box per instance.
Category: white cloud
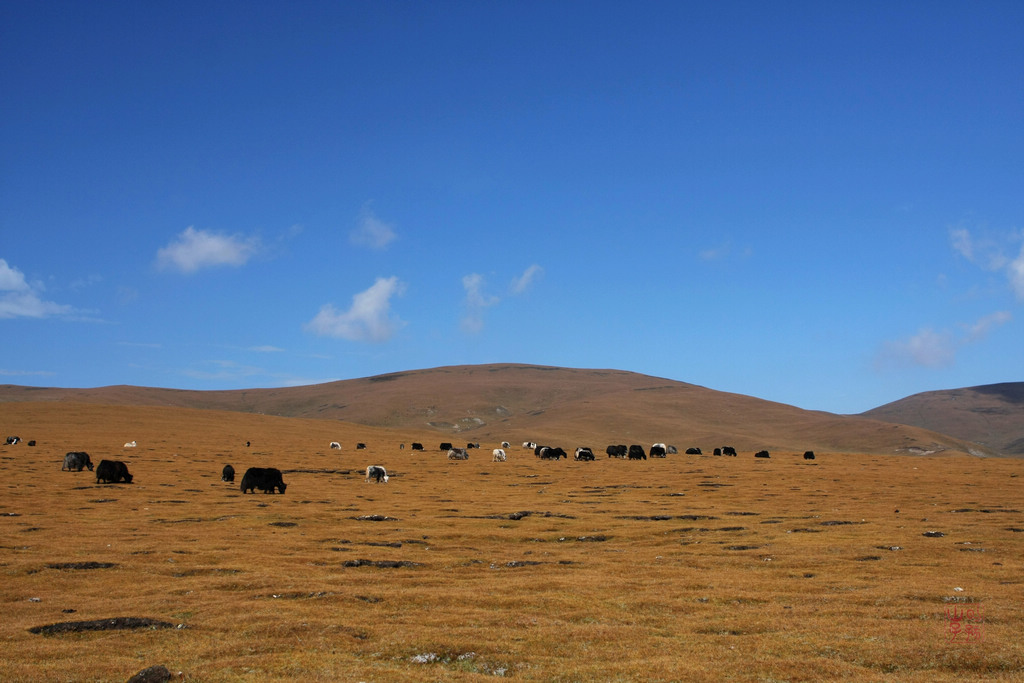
[510,264,543,294]
[305,276,405,342]
[0,259,73,319]
[878,328,956,369]
[350,206,397,250]
[877,310,1012,370]
[963,310,1012,342]
[949,228,974,262]
[249,345,285,353]
[950,226,1024,298]
[0,259,30,291]
[461,273,499,334]
[1009,244,1024,301]
[156,226,261,273]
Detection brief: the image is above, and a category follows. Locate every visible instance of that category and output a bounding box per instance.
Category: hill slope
[0,363,998,456]
[862,382,1024,456]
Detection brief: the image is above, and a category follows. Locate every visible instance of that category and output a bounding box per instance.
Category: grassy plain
[1,402,1022,681]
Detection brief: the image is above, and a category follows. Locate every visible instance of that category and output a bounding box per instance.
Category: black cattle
[666,445,678,454]
[685,447,702,455]
[539,447,566,460]
[222,464,235,482]
[411,442,424,451]
[606,444,627,458]
[574,447,595,461]
[534,445,545,456]
[440,442,453,451]
[62,451,94,472]
[466,442,479,449]
[240,467,287,494]
[365,465,389,483]
[447,448,469,460]
[5,436,20,445]
[27,440,36,447]
[628,445,647,460]
[650,445,667,458]
[356,443,366,450]
[803,451,816,460]
[96,459,133,484]
[755,450,770,458]
[713,448,722,456]
[246,441,251,447]
[722,446,737,457]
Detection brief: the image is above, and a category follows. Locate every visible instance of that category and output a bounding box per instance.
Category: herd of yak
[29,436,816,496]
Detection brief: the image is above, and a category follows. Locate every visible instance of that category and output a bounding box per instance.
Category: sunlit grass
[0,402,1021,680]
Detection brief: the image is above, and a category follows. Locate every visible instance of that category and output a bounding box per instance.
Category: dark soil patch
[342,559,421,568]
[29,616,177,635]
[47,562,116,570]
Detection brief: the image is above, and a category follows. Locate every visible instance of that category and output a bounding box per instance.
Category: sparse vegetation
[0,401,1021,681]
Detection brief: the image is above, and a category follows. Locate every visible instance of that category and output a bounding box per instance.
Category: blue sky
[2,1,1022,414]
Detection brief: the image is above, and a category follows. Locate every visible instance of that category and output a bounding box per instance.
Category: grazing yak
[330,442,341,450]
[356,443,366,450]
[804,451,816,460]
[221,464,235,482]
[411,442,424,451]
[62,451,94,472]
[574,447,595,461]
[755,450,771,458]
[240,467,287,494]
[650,444,667,458]
[628,445,647,460]
[722,446,737,457]
[539,447,567,460]
[501,441,511,448]
[686,447,702,455]
[606,444,627,458]
[365,465,389,483]
[440,442,453,451]
[447,448,469,460]
[492,448,507,462]
[96,459,133,484]
[27,440,36,447]
[6,436,21,445]
[123,440,136,448]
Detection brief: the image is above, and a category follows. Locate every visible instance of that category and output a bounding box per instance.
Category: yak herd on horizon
[0,433,819,496]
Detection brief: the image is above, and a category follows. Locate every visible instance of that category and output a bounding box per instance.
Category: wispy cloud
[510,264,543,294]
[156,227,261,274]
[963,310,1012,342]
[249,345,285,353]
[950,226,1024,300]
[350,205,397,250]
[876,311,1012,370]
[461,273,500,334]
[0,258,74,319]
[877,328,956,369]
[305,276,405,342]
[699,240,752,262]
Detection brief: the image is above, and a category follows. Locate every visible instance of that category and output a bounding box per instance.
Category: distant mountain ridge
[861,382,1024,456]
[0,363,1010,456]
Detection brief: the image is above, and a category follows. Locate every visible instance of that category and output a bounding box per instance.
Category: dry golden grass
[1,402,1022,681]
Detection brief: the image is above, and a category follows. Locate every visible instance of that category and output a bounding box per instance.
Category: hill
[862,382,1024,456]
[0,363,999,456]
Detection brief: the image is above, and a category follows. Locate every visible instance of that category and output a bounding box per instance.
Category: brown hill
[0,363,998,456]
[862,382,1024,456]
